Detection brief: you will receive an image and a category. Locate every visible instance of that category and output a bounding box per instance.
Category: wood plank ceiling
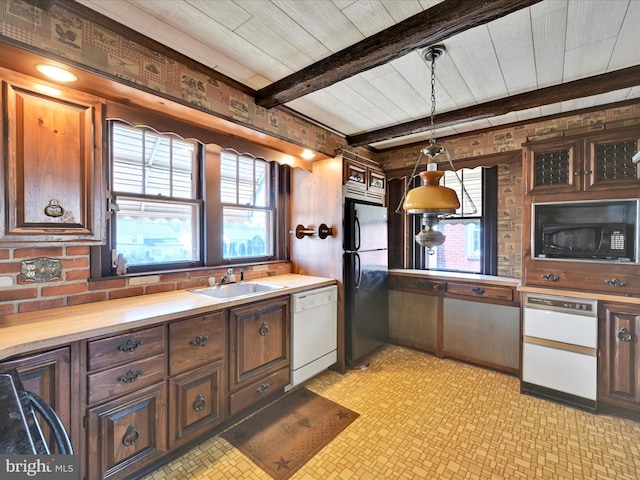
[75,0,640,152]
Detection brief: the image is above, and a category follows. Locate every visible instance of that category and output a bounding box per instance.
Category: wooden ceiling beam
[347,64,640,148]
[255,0,542,109]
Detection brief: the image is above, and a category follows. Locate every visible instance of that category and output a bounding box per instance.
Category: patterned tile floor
[145,345,640,479]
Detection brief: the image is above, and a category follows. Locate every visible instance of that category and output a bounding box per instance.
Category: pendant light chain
[429,52,437,145]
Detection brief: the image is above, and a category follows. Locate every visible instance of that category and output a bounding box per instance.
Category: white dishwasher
[287,285,338,390]
[522,293,598,412]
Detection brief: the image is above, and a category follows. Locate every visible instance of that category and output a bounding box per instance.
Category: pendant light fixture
[398,45,476,254]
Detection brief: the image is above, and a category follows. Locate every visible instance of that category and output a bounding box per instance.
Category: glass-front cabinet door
[523,138,582,194]
[585,130,640,191]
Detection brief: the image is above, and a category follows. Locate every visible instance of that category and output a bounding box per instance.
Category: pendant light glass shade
[402,168,459,215]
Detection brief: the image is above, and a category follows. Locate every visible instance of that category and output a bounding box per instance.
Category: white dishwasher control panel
[293,287,338,312]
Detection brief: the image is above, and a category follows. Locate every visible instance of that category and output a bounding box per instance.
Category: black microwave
[540,223,634,261]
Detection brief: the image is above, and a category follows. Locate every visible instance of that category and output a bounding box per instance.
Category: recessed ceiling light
[301,149,315,160]
[35,64,78,83]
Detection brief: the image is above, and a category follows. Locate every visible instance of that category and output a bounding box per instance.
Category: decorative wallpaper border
[0,0,373,159]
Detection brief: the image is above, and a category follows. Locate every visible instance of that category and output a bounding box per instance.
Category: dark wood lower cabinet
[87,382,167,480]
[388,289,439,352]
[388,273,520,374]
[442,298,520,373]
[599,302,640,418]
[228,296,290,415]
[168,360,225,449]
[0,347,76,456]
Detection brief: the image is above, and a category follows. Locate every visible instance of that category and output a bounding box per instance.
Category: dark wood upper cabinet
[0,68,105,245]
[523,128,640,196]
[584,129,640,192]
[520,127,640,293]
[523,137,582,194]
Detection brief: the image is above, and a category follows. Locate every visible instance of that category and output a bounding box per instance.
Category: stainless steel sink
[188,281,284,299]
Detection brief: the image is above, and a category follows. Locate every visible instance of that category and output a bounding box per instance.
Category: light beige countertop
[389,269,521,287]
[0,274,336,361]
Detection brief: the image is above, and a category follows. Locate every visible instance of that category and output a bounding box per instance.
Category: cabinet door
[388,289,439,352]
[0,347,73,455]
[87,382,167,480]
[343,159,367,189]
[442,298,520,372]
[229,296,289,391]
[599,303,640,409]
[168,361,225,449]
[523,139,581,194]
[585,131,640,191]
[0,69,104,243]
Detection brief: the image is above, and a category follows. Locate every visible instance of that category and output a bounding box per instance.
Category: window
[220,150,274,260]
[419,166,497,274]
[94,118,289,277]
[108,123,202,272]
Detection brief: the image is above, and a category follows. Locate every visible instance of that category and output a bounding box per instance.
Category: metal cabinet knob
[190,335,208,347]
[541,273,560,282]
[117,369,143,384]
[122,425,139,446]
[117,338,144,352]
[605,278,627,287]
[617,327,633,342]
[258,322,270,336]
[193,393,207,412]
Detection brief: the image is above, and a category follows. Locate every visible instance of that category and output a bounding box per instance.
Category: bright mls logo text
[1,455,78,479]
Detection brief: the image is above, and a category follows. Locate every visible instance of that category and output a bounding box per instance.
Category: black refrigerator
[343,199,389,367]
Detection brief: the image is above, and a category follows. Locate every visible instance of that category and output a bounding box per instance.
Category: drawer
[525,268,640,296]
[87,353,166,405]
[523,307,597,348]
[169,312,225,376]
[88,326,165,371]
[446,282,514,301]
[229,368,289,416]
[389,275,446,294]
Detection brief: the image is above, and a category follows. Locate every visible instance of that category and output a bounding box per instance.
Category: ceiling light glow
[35,64,78,83]
[301,149,315,160]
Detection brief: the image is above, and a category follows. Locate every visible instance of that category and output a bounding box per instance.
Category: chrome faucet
[219,268,234,285]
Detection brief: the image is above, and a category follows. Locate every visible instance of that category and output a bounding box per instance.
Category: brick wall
[0,246,291,315]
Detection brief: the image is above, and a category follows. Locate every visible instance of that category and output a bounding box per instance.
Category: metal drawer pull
[618,327,633,342]
[44,198,64,217]
[605,278,627,287]
[541,273,560,282]
[259,322,270,336]
[122,425,139,446]
[472,287,485,295]
[117,369,143,384]
[117,338,144,352]
[190,335,209,347]
[193,393,206,412]
[257,383,270,395]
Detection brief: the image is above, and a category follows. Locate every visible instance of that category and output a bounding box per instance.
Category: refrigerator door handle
[354,213,361,251]
[354,252,362,290]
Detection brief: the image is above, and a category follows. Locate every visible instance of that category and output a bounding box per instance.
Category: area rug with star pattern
[221,386,360,480]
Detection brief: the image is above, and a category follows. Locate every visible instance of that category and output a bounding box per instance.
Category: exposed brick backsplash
[0,246,291,315]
